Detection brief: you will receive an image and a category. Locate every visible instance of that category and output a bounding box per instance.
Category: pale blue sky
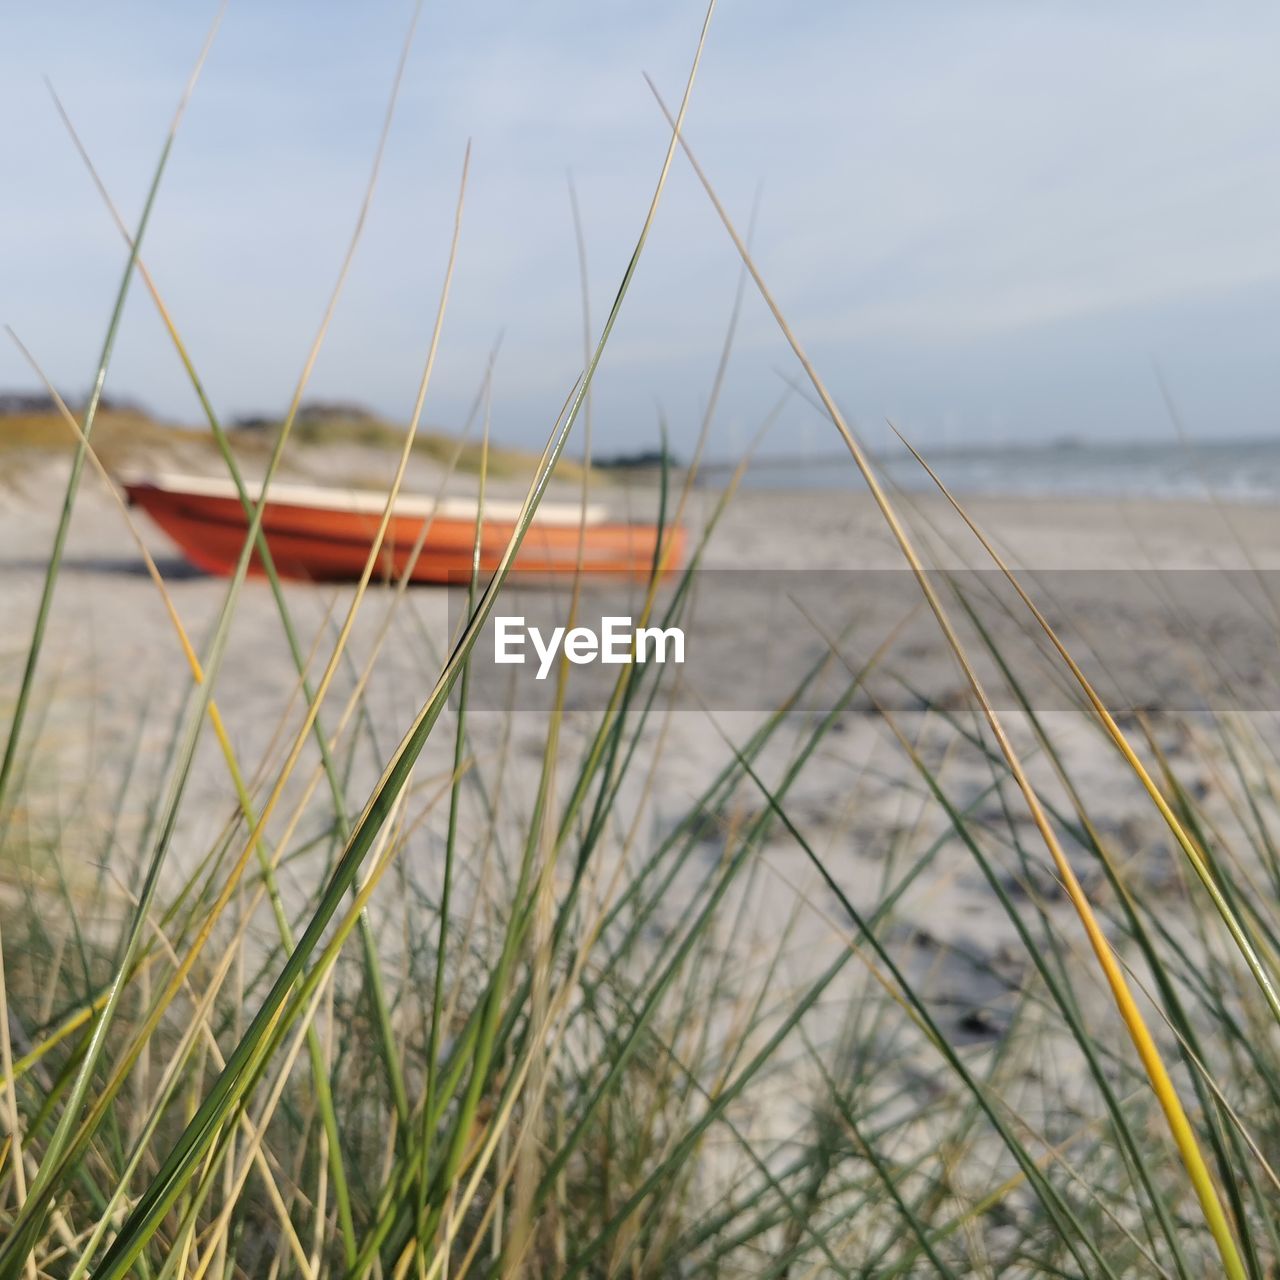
[3,2,1280,455]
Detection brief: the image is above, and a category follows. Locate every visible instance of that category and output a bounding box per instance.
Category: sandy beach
[3,441,1279,1272]
[7,3,1280,1269]
[4,451,1277,1018]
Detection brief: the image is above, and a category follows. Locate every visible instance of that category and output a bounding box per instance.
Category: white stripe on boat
[121,472,608,527]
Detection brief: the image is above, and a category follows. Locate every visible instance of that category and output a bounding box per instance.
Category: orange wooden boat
[123,473,683,584]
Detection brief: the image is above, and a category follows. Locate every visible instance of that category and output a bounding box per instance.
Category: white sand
[2,451,1278,1138]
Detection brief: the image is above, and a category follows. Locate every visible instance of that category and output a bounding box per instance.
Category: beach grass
[0,406,577,491]
[2,2,1279,1276]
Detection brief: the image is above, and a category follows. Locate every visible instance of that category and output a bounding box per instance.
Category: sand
[2,449,1278,1142]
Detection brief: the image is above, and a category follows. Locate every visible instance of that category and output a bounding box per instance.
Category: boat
[122,472,684,584]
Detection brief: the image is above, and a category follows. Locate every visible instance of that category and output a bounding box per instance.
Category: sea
[730,437,1280,502]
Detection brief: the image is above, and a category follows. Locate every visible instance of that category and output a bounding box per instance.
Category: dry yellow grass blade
[646,80,1246,1280]
[169,760,454,1273]
[468,426,792,1277]
[0,978,127,1094]
[1118,949,1280,1197]
[131,913,317,1280]
[5,334,254,794]
[2,40,448,1244]
[0,925,37,1280]
[418,847,638,1280]
[758,818,1180,1280]
[192,809,408,1279]
[1,333,339,1181]
[62,874,288,1279]
[420,653,710,1279]
[45,75,516,748]
[66,144,471,1156]
[444,622,893,1280]
[889,423,1280,1026]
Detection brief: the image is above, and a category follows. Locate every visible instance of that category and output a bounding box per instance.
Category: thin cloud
[2,1,1279,448]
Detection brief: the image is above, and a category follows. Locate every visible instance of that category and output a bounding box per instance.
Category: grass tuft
[2,3,1278,1276]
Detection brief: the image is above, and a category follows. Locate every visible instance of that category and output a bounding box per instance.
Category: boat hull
[123,481,682,584]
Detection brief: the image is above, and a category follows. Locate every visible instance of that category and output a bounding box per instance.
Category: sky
[3,2,1280,458]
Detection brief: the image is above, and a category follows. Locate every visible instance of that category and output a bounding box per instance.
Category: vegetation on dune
[0,408,256,481]
[268,403,592,484]
[0,402,580,486]
[2,3,1279,1276]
